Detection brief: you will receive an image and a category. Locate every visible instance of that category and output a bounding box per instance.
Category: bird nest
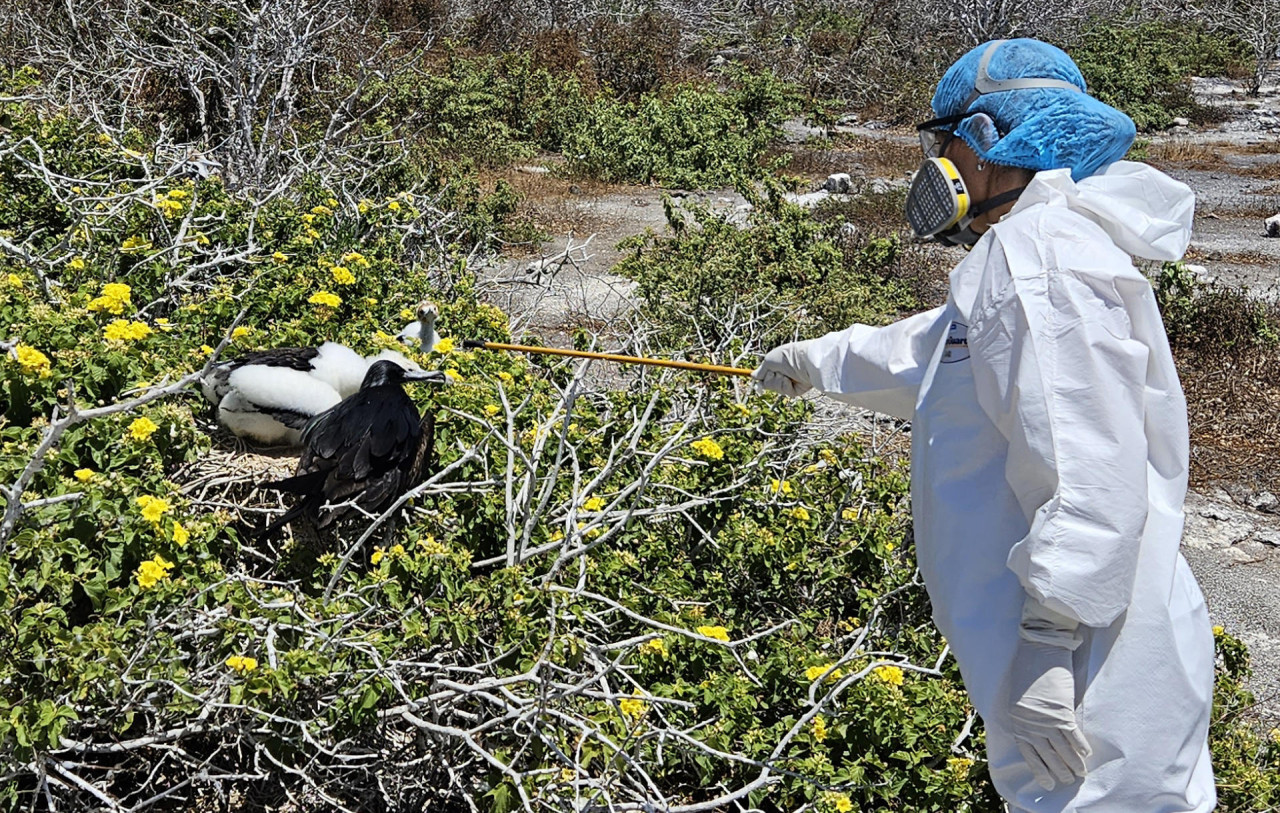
[177,444,299,525]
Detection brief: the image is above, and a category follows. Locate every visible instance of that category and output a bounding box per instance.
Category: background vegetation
[1,0,1278,810]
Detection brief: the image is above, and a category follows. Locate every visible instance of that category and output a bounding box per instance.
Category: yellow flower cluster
[14,344,51,377]
[812,715,828,742]
[947,756,973,776]
[872,665,905,686]
[444,369,461,382]
[73,468,96,482]
[840,507,857,521]
[225,655,259,672]
[370,543,406,565]
[582,496,606,512]
[805,664,845,683]
[231,326,252,340]
[309,290,341,308]
[1212,625,1224,636]
[68,256,86,271]
[88,282,133,315]
[272,251,288,264]
[103,320,153,342]
[330,265,356,285]
[136,495,172,524]
[784,506,811,522]
[689,436,724,461]
[5,272,22,287]
[640,638,668,658]
[433,337,455,354]
[154,196,184,218]
[172,521,190,547]
[483,404,501,417]
[136,554,174,588]
[497,370,514,384]
[310,204,333,216]
[769,478,793,496]
[120,235,152,253]
[419,536,449,556]
[341,251,371,268]
[618,696,648,720]
[129,416,159,441]
[696,625,730,642]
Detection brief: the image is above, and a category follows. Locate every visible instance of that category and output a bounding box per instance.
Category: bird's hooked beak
[401,369,449,385]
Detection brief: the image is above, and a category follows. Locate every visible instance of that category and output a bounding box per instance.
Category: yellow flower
[136,495,172,524]
[154,318,173,331]
[87,282,133,315]
[497,371,514,384]
[872,664,904,686]
[433,337,455,354]
[812,715,828,742]
[733,402,750,417]
[689,437,724,461]
[640,638,668,658]
[1212,625,1224,636]
[341,251,370,268]
[128,416,159,441]
[840,507,857,521]
[769,478,793,496]
[103,320,152,342]
[310,204,333,216]
[272,251,288,264]
[308,291,341,308]
[947,756,973,777]
[784,506,811,522]
[483,404,501,417]
[828,794,853,813]
[5,273,22,287]
[231,326,252,340]
[330,265,356,285]
[120,235,151,253]
[154,197,184,217]
[419,536,449,556]
[68,257,86,271]
[166,188,190,201]
[172,521,190,547]
[444,369,461,381]
[14,344,51,377]
[371,547,386,565]
[805,664,845,683]
[618,696,648,720]
[73,468,95,482]
[390,543,405,557]
[358,199,373,214]
[135,554,174,589]
[884,540,896,552]
[387,200,401,211]
[696,625,730,642]
[583,496,606,512]
[200,344,215,356]
[399,308,414,320]
[225,655,258,673]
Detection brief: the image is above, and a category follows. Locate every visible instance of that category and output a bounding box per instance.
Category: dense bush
[1069,20,1252,130]
[617,181,920,351]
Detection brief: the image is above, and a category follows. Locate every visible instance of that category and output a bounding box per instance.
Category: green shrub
[1069,20,1251,130]
[1211,628,1280,811]
[561,69,799,188]
[617,180,919,351]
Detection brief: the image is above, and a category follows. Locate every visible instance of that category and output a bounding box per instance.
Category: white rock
[1172,117,1190,127]
[1266,212,1280,238]
[784,191,830,209]
[516,165,550,175]
[823,173,852,194]
[1251,491,1280,514]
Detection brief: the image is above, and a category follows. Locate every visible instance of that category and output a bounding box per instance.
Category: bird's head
[415,300,439,324]
[361,359,448,389]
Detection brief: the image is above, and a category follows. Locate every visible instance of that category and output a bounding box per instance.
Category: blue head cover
[932,39,1136,181]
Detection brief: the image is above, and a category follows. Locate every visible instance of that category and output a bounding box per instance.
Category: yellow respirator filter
[906,157,970,239]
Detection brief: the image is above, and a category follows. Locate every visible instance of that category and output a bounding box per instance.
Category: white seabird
[201,341,421,446]
[396,300,439,353]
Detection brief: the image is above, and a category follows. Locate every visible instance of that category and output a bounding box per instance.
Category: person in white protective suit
[754,39,1216,812]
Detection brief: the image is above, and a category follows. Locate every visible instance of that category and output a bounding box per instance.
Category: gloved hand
[751,343,813,397]
[1009,598,1091,791]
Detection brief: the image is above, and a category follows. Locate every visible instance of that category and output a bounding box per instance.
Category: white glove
[751,343,813,397]
[1009,598,1091,791]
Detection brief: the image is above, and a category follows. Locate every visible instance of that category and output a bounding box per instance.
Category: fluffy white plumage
[397,300,439,353]
[202,342,423,445]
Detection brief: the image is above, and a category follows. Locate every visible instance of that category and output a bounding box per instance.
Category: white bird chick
[397,300,439,353]
[201,341,423,446]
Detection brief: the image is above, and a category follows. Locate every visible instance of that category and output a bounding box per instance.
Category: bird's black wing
[229,346,321,372]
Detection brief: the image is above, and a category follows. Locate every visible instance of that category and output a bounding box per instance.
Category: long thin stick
[462,340,753,377]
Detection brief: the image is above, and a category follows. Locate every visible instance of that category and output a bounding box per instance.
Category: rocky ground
[481,73,1280,723]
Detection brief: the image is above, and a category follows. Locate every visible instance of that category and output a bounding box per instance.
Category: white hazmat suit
[758,161,1215,811]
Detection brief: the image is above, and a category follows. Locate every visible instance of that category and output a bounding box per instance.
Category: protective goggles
[916,113,970,159]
